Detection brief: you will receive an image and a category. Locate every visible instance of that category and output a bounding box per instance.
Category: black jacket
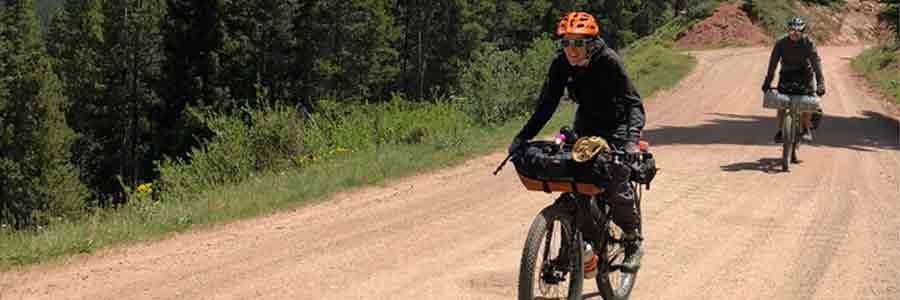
[515,40,645,145]
[763,36,825,94]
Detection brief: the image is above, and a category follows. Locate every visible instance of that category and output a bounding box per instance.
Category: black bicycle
[515,153,647,300]
[767,87,819,172]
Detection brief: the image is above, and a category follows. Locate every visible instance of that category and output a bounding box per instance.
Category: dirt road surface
[2,47,898,300]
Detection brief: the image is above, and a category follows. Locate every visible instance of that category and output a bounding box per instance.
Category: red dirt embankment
[676,2,772,49]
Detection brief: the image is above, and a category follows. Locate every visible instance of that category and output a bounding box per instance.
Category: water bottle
[582,243,598,279]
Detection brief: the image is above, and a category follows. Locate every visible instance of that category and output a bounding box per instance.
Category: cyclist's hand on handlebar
[624,141,641,161]
[816,85,826,97]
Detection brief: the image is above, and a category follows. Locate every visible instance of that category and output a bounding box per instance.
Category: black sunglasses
[559,38,594,48]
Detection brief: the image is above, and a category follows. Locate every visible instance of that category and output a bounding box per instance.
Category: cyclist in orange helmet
[509,12,645,272]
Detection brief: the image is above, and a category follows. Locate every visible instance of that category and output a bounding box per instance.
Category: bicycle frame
[558,180,644,267]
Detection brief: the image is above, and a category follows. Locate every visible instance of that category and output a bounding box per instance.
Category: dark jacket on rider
[513,39,644,235]
[514,39,645,145]
[763,36,825,95]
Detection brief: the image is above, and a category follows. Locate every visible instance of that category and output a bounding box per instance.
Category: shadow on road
[643,110,899,153]
[720,158,789,173]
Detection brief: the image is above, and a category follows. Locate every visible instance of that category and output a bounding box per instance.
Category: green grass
[625,42,697,97]
[0,103,575,269]
[0,32,698,271]
[622,19,699,97]
[852,44,900,104]
[742,0,841,42]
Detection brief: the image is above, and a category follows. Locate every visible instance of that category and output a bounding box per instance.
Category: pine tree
[47,0,107,202]
[158,0,223,162]
[295,0,399,102]
[100,0,164,195]
[33,0,63,30]
[0,0,87,228]
[159,0,300,161]
[392,0,486,100]
[160,0,222,109]
[215,0,298,107]
[47,0,164,204]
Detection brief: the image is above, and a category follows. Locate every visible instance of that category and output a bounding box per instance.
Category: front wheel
[518,204,584,300]
[791,117,800,164]
[782,113,794,172]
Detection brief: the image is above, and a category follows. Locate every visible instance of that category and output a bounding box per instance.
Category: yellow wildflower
[136,183,153,195]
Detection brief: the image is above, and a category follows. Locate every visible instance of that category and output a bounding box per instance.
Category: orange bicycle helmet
[556,12,600,37]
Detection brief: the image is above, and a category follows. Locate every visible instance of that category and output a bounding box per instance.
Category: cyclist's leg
[604,160,643,270]
[776,109,785,131]
[800,112,814,141]
[811,108,823,130]
[605,161,638,235]
[801,112,813,130]
[774,109,786,142]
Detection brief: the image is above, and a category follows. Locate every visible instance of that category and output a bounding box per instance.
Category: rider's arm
[515,55,567,141]
[763,41,783,87]
[607,52,645,143]
[808,39,825,90]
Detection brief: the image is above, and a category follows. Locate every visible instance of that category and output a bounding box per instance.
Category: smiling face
[561,34,592,67]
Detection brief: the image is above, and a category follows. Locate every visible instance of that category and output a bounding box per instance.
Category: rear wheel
[518,204,584,300]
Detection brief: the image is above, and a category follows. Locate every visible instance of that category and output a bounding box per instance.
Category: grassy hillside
[853,44,900,103]
[742,0,845,41]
